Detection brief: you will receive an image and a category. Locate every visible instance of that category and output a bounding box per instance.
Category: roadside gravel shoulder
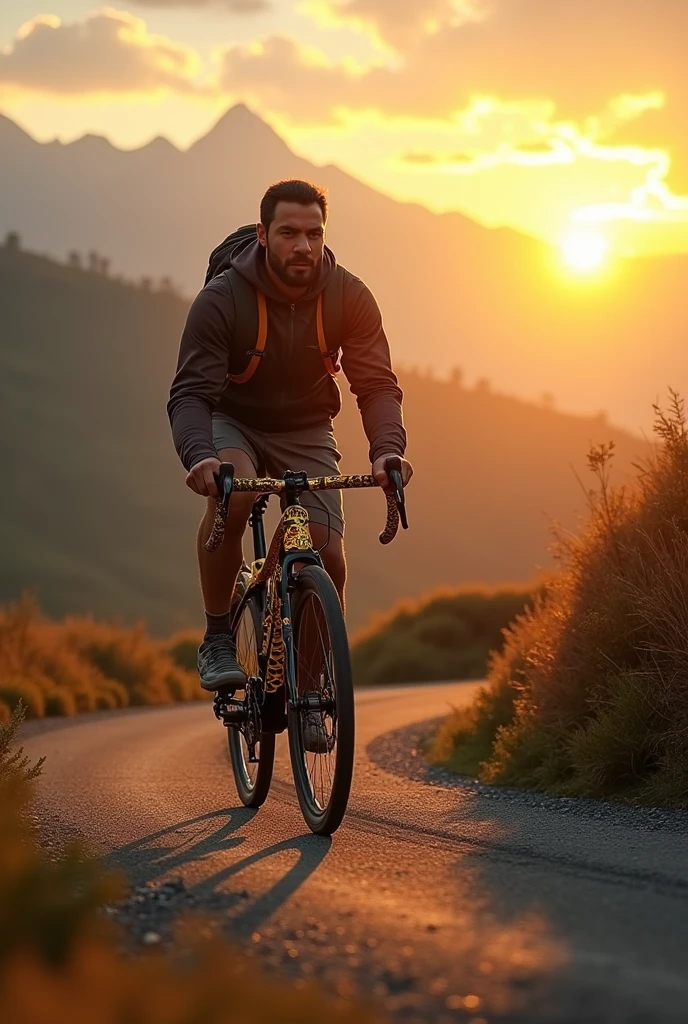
[367,717,688,836]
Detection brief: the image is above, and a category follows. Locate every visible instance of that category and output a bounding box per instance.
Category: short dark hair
[260,179,328,230]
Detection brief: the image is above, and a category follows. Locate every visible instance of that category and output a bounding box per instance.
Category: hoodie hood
[230,237,336,303]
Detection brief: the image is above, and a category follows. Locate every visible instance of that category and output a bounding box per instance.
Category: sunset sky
[2,0,687,258]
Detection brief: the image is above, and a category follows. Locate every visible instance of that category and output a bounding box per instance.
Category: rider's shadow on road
[110,808,331,932]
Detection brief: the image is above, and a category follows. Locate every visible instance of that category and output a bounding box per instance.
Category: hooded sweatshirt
[167,238,407,472]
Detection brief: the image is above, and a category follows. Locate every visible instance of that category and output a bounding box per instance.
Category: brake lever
[384,456,409,530]
[214,462,235,517]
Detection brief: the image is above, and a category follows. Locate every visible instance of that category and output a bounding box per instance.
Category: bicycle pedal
[213,693,247,722]
[221,708,249,726]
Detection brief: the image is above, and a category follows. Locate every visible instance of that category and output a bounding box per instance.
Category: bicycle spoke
[288,565,354,835]
[228,594,274,807]
[296,591,338,812]
[235,604,260,784]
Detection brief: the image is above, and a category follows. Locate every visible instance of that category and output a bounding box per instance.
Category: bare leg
[197,447,258,616]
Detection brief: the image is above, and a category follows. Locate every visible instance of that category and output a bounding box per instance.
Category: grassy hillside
[427,395,688,808]
[351,586,534,684]
[1,243,648,633]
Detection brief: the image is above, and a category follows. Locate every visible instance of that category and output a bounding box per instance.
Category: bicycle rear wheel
[228,588,275,808]
[288,565,354,836]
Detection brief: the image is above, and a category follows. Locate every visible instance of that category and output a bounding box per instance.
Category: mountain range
[1,104,686,435]
[0,243,650,634]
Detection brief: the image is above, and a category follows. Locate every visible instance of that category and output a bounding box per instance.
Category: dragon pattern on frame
[261,569,285,693]
[282,506,312,551]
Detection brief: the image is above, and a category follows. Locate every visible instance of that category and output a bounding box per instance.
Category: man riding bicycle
[167,178,413,702]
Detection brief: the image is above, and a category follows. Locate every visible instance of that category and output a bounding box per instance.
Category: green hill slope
[0,244,649,633]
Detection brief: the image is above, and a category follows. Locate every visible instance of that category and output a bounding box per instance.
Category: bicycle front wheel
[288,565,354,836]
[228,590,275,808]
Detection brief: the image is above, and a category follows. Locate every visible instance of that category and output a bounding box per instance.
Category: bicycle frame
[214,459,407,830]
[214,460,406,741]
[228,486,324,735]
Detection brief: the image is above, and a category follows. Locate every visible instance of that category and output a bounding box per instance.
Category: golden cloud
[306,2,685,184]
[219,36,370,118]
[0,8,202,95]
[135,0,270,9]
[300,0,484,50]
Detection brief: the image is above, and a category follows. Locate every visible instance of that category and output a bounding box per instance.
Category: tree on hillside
[82,251,111,275]
[3,232,20,251]
[158,275,178,296]
[67,251,82,270]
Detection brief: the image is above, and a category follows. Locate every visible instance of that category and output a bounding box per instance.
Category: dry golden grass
[0,597,205,720]
[428,391,688,808]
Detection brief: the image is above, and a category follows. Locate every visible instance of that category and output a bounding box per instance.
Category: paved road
[24,683,688,1023]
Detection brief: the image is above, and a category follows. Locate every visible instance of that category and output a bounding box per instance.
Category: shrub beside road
[428,394,688,809]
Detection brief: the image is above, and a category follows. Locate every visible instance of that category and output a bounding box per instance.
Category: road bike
[205,457,408,836]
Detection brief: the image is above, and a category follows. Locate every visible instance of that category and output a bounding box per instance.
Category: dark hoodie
[167,239,407,473]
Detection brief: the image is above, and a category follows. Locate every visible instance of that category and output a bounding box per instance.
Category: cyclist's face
[259,202,325,288]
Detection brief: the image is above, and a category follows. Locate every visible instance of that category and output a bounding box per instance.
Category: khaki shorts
[211,412,345,537]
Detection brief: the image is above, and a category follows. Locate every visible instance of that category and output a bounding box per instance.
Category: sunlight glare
[561,230,608,273]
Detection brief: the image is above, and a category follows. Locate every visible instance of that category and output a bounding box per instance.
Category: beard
[266,244,320,287]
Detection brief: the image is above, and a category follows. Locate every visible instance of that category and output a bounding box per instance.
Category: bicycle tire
[228,588,275,808]
[287,565,354,836]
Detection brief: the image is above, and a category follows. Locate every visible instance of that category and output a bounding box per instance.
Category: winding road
[23,682,688,1023]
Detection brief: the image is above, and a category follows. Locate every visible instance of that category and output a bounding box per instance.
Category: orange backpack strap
[227,289,268,384]
[316,292,340,376]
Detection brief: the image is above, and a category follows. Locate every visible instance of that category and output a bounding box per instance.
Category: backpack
[204,225,344,385]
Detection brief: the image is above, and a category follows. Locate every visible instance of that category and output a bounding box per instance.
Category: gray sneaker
[301,709,331,754]
[197,634,247,692]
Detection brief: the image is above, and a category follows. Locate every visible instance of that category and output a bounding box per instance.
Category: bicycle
[204,457,408,836]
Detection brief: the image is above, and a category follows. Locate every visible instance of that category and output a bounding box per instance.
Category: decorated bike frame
[206,462,407,755]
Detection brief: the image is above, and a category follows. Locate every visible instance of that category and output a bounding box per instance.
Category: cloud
[223,0,688,191]
[134,0,270,9]
[219,4,686,124]
[0,8,201,95]
[219,36,368,118]
[395,106,688,232]
[219,34,517,121]
[301,0,483,49]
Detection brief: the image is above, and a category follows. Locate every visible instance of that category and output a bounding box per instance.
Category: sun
[561,230,609,273]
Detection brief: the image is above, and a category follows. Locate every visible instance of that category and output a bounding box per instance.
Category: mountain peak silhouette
[0,113,34,147]
[67,132,116,153]
[188,103,290,159]
[134,135,179,157]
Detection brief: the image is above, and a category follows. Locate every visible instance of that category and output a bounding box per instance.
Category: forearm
[358,387,407,464]
[340,275,407,465]
[167,277,234,472]
[168,396,217,472]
